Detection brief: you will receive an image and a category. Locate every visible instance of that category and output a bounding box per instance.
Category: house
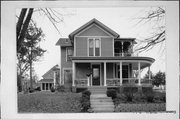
[39,64,60,91]
[56,18,155,92]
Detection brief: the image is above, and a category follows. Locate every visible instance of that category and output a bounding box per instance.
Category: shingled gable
[68,18,120,41]
[42,64,59,79]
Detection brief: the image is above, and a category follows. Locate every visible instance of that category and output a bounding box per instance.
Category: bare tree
[134,7,165,53]
[16,8,68,91]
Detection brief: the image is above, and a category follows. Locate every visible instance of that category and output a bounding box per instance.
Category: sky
[17,7,165,80]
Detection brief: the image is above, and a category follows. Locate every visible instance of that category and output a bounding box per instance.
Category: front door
[92,64,100,86]
[64,69,72,91]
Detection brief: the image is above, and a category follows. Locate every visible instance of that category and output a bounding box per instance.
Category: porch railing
[74,78,152,87]
[114,52,138,57]
[106,78,152,86]
[75,79,88,86]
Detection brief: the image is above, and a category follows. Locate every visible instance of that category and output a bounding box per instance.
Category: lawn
[18,91,82,113]
[112,90,166,112]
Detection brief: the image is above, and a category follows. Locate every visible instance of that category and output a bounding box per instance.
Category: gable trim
[75,24,114,37]
[69,18,119,40]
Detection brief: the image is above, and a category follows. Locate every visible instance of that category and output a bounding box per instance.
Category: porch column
[48,83,50,90]
[72,61,75,86]
[119,61,122,85]
[53,71,56,87]
[148,66,151,80]
[104,62,107,86]
[138,62,141,85]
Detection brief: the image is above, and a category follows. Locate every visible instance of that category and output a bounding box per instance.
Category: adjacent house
[39,65,60,91]
[56,18,155,92]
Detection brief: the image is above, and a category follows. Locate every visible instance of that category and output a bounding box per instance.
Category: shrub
[29,88,34,93]
[56,85,65,92]
[142,87,154,103]
[34,87,41,91]
[160,93,166,102]
[123,87,138,102]
[107,89,117,99]
[81,90,91,112]
[82,90,91,97]
[50,86,55,92]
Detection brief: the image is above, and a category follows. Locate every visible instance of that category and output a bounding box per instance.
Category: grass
[18,91,82,113]
[113,90,166,112]
[115,103,166,112]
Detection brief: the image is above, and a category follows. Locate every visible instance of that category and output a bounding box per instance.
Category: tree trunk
[17,8,34,52]
[30,47,33,90]
[16,8,27,40]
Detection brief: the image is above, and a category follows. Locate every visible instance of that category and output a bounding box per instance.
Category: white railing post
[104,62,107,86]
[120,61,122,85]
[138,62,141,85]
[72,62,75,86]
[87,77,89,86]
[148,66,151,84]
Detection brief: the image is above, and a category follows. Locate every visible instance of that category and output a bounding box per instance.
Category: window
[89,39,94,56]
[88,38,100,56]
[66,47,73,61]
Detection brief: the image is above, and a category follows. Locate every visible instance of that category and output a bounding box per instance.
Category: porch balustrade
[114,52,138,57]
[106,78,152,86]
[75,79,88,87]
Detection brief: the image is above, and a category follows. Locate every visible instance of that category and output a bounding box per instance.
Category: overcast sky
[17,7,165,80]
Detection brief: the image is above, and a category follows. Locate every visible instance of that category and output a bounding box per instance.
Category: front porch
[71,58,154,88]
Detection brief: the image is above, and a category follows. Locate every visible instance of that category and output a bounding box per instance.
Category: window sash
[88,38,100,56]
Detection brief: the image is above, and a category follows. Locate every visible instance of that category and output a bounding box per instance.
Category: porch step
[90,94,115,112]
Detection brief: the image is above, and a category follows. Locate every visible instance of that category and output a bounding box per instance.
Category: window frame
[88,38,101,57]
[66,47,73,62]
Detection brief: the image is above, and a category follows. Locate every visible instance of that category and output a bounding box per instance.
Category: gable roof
[56,38,72,46]
[42,64,60,79]
[69,18,119,41]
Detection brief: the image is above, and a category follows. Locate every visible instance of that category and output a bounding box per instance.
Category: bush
[123,87,138,102]
[107,89,117,99]
[82,90,91,97]
[81,90,91,112]
[50,86,55,92]
[56,85,65,92]
[34,87,41,91]
[29,88,34,93]
[142,87,154,103]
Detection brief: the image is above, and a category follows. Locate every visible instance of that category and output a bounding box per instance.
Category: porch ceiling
[70,56,155,63]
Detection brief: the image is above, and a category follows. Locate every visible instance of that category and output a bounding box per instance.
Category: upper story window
[66,47,73,61]
[88,38,100,56]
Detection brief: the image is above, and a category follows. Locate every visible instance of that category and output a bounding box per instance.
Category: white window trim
[88,38,101,57]
[66,47,73,62]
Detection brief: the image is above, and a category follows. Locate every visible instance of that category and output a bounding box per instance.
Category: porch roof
[38,79,53,83]
[70,56,155,63]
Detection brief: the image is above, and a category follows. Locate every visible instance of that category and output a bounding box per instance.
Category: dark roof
[56,38,72,46]
[42,64,60,79]
[69,18,119,41]
[39,79,53,83]
[70,56,155,63]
